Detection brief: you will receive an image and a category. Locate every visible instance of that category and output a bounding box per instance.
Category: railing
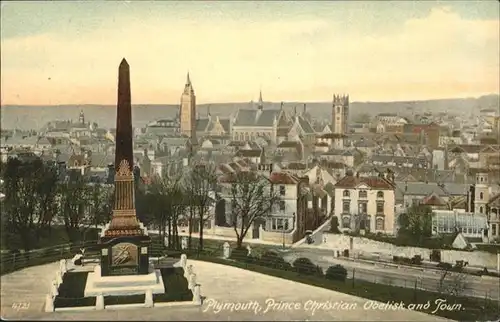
[1,239,499,321]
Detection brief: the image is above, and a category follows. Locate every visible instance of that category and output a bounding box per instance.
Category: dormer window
[377,191,384,199]
[343,190,350,197]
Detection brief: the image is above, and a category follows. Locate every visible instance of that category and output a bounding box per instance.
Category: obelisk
[114,58,134,171]
[99,58,151,276]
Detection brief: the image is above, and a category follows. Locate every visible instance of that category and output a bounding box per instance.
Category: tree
[86,182,113,240]
[224,171,280,248]
[56,172,92,243]
[1,158,59,252]
[148,173,187,250]
[397,204,433,242]
[184,163,218,250]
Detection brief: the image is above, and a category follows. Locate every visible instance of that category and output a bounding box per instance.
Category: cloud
[1,6,498,104]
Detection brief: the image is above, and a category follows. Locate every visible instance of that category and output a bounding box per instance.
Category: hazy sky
[1,1,499,105]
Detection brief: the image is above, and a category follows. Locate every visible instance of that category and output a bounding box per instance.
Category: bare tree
[223,171,280,249]
[184,163,218,250]
[148,173,187,250]
[56,173,92,243]
[86,182,113,240]
[437,269,469,297]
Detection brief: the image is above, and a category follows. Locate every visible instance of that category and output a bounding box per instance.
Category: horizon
[1,1,499,105]
[0,92,499,108]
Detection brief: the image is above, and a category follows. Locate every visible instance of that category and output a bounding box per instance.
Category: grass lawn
[54,272,96,308]
[154,267,193,303]
[195,254,499,321]
[104,294,145,306]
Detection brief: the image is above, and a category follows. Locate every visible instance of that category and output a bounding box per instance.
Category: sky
[1,1,499,105]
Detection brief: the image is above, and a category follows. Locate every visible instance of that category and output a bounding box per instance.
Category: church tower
[79,109,85,124]
[180,72,196,139]
[474,172,490,214]
[332,94,349,134]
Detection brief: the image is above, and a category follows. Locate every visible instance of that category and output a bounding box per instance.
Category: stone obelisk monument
[99,58,151,276]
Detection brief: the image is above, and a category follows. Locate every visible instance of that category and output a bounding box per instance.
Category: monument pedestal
[84,264,164,297]
[99,234,151,277]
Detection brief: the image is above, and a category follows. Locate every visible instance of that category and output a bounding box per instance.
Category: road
[282,248,500,301]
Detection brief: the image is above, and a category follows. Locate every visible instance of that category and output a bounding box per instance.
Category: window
[358,202,367,214]
[342,216,350,228]
[377,191,384,199]
[342,201,350,213]
[479,192,484,200]
[479,206,483,214]
[376,218,384,231]
[337,106,340,114]
[365,216,371,232]
[280,185,286,196]
[376,202,384,214]
[493,224,497,236]
[359,190,367,198]
[343,190,350,197]
[279,201,286,212]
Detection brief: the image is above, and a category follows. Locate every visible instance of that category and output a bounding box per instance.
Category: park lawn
[195,254,499,322]
[54,272,96,308]
[154,267,193,303]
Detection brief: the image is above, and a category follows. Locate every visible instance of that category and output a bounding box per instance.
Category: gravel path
[1,259,451,321]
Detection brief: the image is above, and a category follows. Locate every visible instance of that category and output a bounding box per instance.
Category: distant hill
[1,94,498,130]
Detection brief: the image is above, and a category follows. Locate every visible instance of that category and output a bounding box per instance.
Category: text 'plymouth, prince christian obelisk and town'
[99,58,151,276]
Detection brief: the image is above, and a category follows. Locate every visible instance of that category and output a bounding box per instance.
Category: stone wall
[322,233,499,270]
[211,226,236,238]
[259,226,294,245]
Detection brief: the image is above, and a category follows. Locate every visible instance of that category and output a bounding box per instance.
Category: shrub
[230,247,249,260]
[257,251,292,270]
[293,257,323,277]
[230,247,256,264]
[329,217,340,234]
[411,255,422,265]
[325,264,348,282]
[437,262,453,270]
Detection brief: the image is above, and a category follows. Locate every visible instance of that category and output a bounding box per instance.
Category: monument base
[84,264,164,297]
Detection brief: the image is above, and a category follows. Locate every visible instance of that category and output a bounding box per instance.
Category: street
[283,248,500,301]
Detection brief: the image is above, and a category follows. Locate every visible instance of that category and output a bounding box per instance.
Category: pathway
[1,259,451,321]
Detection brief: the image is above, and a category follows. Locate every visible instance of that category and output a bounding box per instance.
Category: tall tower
[180,72,196,139]
[332,94,349,134]
[257,90,264,110]
[79,109,85,124]
[474,172,490,214]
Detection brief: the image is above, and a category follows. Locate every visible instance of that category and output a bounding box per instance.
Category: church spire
[257,89,263,110]
[186,71,191,85]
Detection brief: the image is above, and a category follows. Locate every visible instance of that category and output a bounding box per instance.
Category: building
[333,173,396,234]
[216,171,309,245]
[331,94,349,149]
[179,73,196,139]
[432,209,488,242]
[332,94,349,135]
[231,93,285,144]
[487,193,500,242]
